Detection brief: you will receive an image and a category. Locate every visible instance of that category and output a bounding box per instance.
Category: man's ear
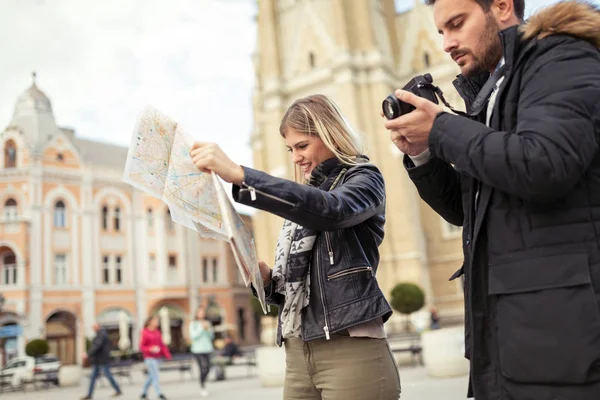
[492,0,519,25]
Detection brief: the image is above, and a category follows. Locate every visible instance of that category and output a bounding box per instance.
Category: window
[102,255,110,284]
[309,52,315,68]
[166,208,174,231]
[202,258,208,282]
[424,52,431,67]
[149,255,156,282]
[167,255,177,281]
[54,254,67,285]
[115,255,122,284]
[2,253,17,285]
[212,258,218,283]
[54,200,66,228]
[4,198,17,221]
[4,140,17,168]
[101,206,109,230]
[56,153,64,162]
[114,207,121,231]
[147,208,153,228]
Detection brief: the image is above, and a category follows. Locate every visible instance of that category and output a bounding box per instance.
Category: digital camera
[382,73,439,120]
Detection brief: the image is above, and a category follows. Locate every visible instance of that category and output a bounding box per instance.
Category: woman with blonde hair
[191,94,401,399]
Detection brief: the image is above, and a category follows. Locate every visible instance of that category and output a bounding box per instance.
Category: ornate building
[250,0,466,326]
[0,75,260,366]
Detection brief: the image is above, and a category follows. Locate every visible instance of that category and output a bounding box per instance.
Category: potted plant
[390,282,425,331]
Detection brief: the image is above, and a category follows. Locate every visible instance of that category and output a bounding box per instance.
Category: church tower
[251,0,465,321]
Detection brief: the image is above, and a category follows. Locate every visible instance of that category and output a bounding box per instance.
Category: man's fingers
[395,89,424,108]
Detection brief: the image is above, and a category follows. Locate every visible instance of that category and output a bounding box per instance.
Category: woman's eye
[298,144,307,149]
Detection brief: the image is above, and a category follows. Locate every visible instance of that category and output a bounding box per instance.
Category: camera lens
[382,95,399,120]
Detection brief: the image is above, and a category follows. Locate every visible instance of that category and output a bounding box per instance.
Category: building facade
[0,77,260,366]
[250,0,466,326]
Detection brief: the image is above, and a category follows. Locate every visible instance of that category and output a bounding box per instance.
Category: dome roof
[13,72,52,116]
[8,72,62,155]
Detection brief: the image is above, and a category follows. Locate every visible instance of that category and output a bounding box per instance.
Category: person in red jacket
[139,315,171,400]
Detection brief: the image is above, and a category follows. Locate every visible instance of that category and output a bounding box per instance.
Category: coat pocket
[489,253,600,384]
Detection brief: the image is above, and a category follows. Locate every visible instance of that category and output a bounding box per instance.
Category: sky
[0,0,597,178]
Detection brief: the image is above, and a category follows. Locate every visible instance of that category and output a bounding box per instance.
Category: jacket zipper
[316,251,330,340]
[325,232,334,264]
[327,266,373,281]
[242,183,295,206]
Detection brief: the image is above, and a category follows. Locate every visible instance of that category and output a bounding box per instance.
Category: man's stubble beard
[463,13,503,77]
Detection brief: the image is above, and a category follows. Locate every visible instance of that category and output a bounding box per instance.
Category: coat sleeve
[232,164,385,231]
[404,155,464,226]
[429,39,600,203]
[87,333,104,357]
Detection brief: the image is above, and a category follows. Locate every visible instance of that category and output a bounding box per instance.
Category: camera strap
[427,64,507,118]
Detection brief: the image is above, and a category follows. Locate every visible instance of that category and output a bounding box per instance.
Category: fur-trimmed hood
[521,0,600,48]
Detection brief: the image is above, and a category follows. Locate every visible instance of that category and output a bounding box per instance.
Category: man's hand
[383,89,444,156]
[190,142,244,185]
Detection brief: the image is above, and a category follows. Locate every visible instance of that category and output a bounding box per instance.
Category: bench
[212,348,257,381]
[389,332,424,366]
[143,353,194,381]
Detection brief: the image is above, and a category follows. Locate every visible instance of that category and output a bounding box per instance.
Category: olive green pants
[283,333,401,400]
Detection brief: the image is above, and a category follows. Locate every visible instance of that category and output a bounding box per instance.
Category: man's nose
[443,35,458,53]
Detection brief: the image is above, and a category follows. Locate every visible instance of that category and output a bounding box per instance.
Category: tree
[390,282,425,331]
[25,339,49,358]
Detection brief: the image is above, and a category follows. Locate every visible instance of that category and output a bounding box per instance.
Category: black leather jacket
[233,157,393,346]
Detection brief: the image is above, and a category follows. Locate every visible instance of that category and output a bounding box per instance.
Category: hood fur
[521,0,600,48]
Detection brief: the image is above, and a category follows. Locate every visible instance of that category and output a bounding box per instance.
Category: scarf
[271,157,350,338]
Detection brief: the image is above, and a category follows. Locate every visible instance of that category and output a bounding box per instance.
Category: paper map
[123,106,267,314]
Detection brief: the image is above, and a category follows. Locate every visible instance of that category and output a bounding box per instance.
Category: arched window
[2,253,17,285]
[4,198,17,221]
[56,153,64,162]
[54,200,66,228]
[424,52,431,67]
[114,207,121,231]
[4,140,17,168]
[101,206,109,230]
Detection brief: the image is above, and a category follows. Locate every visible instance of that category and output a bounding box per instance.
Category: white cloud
[0,0,258,214]
[0,0,257,166]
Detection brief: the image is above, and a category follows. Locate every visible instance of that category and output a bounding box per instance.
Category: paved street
[0,364,468,400]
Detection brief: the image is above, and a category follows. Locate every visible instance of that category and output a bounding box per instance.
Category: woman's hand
[190,142,245,185]
[258,260,272,286]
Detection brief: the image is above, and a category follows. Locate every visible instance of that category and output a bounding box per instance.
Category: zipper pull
[248,186,256,201]
[329,252,334,265]
[324,325,330,340]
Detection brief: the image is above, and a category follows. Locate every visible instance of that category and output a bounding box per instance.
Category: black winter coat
[405,2,600,399]
[88,329,112,366]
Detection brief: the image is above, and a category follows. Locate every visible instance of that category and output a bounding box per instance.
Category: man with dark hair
[81,323,123,399]
[384,0,600,399]
[425,0,526,21]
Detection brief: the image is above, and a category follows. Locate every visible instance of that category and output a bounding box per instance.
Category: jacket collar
[307,155,368,188]
[452,25,521,111]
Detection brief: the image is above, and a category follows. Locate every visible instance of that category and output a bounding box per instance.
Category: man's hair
[424,0,526,21]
